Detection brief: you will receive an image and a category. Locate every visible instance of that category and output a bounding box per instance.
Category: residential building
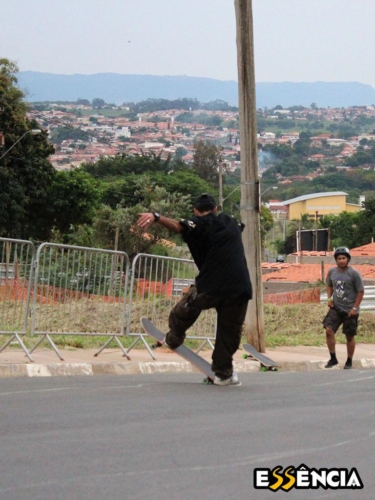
[281,192,362,220]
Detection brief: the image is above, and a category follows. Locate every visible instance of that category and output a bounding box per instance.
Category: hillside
[19,71,375,108]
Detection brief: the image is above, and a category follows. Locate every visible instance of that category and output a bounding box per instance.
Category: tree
[352,199,375,246]
[0,58,55,239]
[293,132,311,156]
[49,126,87,144]
[319,212,359,248]
[45,169,101,240]
[279,159,301,177]
[82,152,172,178]
[192,140,224,183]
[76,98,91,106]
[93,176,191,258]
[100,177,145,208]
[152,170,211,201]
[300,213,315,229]
[174,146,188,159]
[92,98,105,109]
[260,205,274,247]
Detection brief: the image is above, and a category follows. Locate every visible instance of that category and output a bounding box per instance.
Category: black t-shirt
[179,212,252,299]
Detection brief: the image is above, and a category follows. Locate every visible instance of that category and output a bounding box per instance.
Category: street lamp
[261,186,278,197]
[221,185,277,210]
[221,184,241,206]
[0,129,42,161]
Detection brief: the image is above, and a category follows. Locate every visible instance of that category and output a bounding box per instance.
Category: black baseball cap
[194,193,217,210]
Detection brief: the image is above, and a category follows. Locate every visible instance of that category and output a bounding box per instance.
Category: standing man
[323,247,364,369]
[137,193,252,385]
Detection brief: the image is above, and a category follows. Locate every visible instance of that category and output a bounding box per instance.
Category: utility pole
[234,0,265,352]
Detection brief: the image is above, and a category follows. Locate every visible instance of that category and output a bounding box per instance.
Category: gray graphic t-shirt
[326,266,364,313]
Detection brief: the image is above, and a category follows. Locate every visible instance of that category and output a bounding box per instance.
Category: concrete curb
[0,358,374,378]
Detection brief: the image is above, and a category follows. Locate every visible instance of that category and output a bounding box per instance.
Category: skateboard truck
[242,343,279,371]
[152,340,164,349]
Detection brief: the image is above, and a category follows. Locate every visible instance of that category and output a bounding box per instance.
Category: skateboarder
[137,193,252,385]
[323,247,364,369]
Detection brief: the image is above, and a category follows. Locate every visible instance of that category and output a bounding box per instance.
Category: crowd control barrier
[0,242,218,362]
[0,238,35,360]
[126,253,217,359]
[31,243,130,360]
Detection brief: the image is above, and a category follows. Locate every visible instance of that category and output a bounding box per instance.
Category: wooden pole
[234,0,265,351]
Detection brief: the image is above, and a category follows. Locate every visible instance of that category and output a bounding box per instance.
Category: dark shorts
[323,307,358,336]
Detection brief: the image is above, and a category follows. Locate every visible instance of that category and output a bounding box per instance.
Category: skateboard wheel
[151,341,163,349]
[203,377,214,385]
[242,354,248,359]
[261,366,268,372]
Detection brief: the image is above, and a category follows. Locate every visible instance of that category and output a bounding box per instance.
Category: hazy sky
[2,0,375,87]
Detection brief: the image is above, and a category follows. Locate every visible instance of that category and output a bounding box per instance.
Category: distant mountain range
[18,71,375,108]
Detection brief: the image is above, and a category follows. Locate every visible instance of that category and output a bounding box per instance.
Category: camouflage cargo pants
[166,286,248,379]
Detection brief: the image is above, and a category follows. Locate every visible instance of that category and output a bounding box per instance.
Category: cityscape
[29,101,375,173]
[2,0,375,495]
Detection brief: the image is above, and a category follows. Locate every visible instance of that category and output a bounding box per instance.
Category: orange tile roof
[350,242,375,256]
[262,263,375,283]
[290,251,333,257]
[291,243,375,258]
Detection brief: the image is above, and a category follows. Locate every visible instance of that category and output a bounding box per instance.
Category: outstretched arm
[137,212,184,234]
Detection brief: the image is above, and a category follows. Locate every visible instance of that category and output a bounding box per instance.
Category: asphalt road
[0,371,374,500]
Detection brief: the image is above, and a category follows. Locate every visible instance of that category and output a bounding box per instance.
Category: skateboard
[242,343,280,371]
[141,317,215,384]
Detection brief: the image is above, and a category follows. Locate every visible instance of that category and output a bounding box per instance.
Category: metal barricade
[31,243,130,360]
[0,238,35,361]
[126,253,217,359]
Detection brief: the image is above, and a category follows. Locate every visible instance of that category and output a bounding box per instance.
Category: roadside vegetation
[1,302,374,353]
[263,303,375,347]
[1,58,375,354]
[3,57,375,256]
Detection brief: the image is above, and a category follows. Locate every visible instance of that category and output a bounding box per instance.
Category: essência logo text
[254,463,363,491]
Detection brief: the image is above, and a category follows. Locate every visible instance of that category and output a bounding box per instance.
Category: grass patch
[1,302,374,352]
[263,303,375,347]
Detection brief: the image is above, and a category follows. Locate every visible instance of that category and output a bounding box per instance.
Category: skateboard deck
[141,317,215,383]
[242,343,279,371]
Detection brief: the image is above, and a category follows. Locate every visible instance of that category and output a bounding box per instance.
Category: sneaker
[164,334,182,350]
[163,335,176,350]
[325,359,339,368]
[344,361,353,370]
[214,371,241,386]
